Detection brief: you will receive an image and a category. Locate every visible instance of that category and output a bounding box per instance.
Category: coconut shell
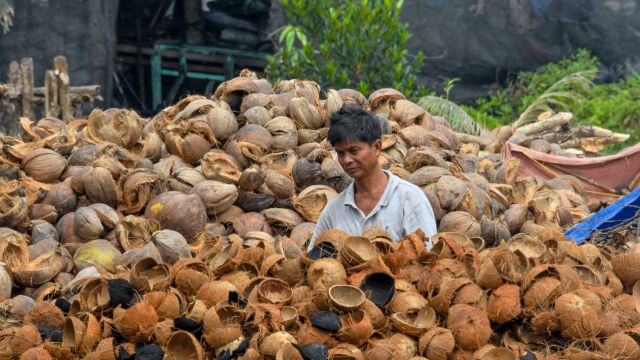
[165,330,204,360]
[487,284,521,324]
[438,211,481,238]
[201,149,243,184]
[145,191,207,241]
[555,292,601,339]
[190,180,238,216]
[264,170,296,199]
[83,167,119,208]
[116,302,158,342]
[602,332,640,359]
[307,258,347,289]
[447,304,492,351]
[612,253,640,285]
[418,327,456,360]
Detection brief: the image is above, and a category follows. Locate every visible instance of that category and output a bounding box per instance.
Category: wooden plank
[54,56,72,122]
[19,58,35,120]
[33,85,101,98]
[44,70,59,118]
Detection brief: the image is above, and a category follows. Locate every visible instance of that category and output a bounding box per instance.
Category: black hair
[327,105,384,146]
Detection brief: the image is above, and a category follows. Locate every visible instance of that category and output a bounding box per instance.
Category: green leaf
[418,96,488,135]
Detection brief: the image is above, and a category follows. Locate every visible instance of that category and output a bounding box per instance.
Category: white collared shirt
[307,170,437,252]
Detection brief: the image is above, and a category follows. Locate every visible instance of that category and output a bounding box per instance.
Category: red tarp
[502,142,640,202]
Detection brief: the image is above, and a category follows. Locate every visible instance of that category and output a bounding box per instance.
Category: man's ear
[372,139,382,154]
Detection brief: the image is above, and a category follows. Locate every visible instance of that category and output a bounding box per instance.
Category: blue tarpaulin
[565,188,640,244]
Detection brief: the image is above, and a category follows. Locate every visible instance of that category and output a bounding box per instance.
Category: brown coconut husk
[328,343,366,360]
[116,302,158,342]
[306,258,347,289]
[447,304,492,351]
[418,327,456,360]
[165,330,205,360]
[555,292,601,339]
[391,291,430,313]
[612,253,640,286]
[391,306,437,337]
[170,258,212,297]
[197,280,238,308]
[487,284,522,324]
[130,257,171,293]
[203,306,243,350]
[257,278,292,304]
[337,310,375,347]
[23,301,64,329]
[0,324,42,359]
[143,291,183,320]
[602,332,640,359]
[329,284,366,311]
[259,331,297,359]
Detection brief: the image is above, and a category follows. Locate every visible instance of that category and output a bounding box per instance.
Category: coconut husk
[555,292,601,339]
[447,304,492,351]
[165,330,204,360]
[169,258,212,297]
[292,185,337,223]
[391,306,437,337]
[612,253,640,286]
[130,257,170,293]
[487,284,521,324]
[418,327,456,360]
[257,278,292,304]
[307,258,347,290]
[261,208,304,232]
[0,324,42,359]
[201,149,242,184]
[438,211,481,238]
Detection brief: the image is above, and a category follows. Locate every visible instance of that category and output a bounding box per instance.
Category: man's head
[328,106,383,179]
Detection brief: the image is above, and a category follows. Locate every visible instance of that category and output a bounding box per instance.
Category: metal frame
[150,43,266,109]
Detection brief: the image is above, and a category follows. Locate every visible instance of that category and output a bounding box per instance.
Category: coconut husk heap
[0,71,637,359]
[462,110,630,157]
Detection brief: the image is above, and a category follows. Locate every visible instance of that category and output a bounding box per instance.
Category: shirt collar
[344,170,399,208]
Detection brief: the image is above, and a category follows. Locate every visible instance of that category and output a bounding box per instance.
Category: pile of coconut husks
[0,70,638,360]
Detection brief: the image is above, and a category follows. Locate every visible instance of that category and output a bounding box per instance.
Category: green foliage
[575,70,640,152]
[0,0,13,34]
[464,49,640,153]
[418,96,487,135]
[464,49,599,127]
[267,0,428,99]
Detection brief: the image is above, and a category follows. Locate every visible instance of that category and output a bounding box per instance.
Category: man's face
[334,138,382,179]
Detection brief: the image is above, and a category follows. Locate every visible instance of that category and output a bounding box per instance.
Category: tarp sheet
[503,142,640,202]
[565,187,640,244]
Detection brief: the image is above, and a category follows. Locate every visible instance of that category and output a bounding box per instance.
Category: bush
[463,49,640,153]
[266,0,428,99]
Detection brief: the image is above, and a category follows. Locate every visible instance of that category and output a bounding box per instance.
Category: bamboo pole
[19,58,34,120]
[44,70,59,118]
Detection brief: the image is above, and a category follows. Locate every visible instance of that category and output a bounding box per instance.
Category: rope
[519,150,621,199]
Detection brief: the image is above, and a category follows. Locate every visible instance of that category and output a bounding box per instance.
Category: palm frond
[417,96,488,136]
[513,70,596,127]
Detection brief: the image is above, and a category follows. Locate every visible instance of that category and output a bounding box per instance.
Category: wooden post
[44,70,59,118]
[54,56,71,122]
[8,61,21,97]
[19,58,34,121]
[6,62,22,135]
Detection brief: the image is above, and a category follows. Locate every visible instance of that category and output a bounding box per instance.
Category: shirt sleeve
[402,187,438,249]
[307,207,332,252]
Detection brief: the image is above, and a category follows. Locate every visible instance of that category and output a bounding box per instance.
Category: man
[307,105,438,252]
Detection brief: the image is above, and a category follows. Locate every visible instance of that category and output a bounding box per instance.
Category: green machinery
[150,43,267,110]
